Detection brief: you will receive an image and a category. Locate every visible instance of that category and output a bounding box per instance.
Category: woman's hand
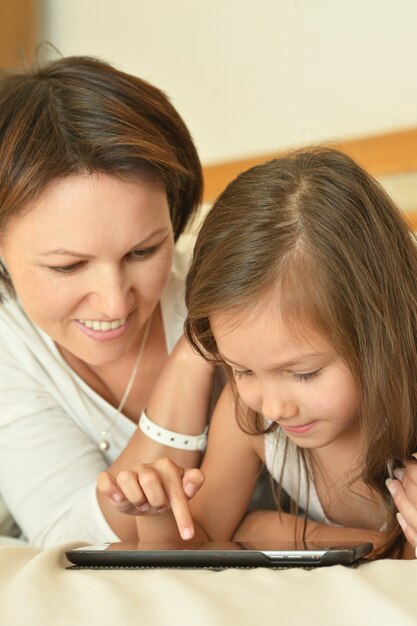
[96,334,214,542]
[386,456,417,558]
[97,458,205,540]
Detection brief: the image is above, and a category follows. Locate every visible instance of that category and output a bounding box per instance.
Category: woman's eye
[129,246,158,260]
[292,369,321,382]
[49,262,84,274]
[233,369,252,380]
[47,244,160,273]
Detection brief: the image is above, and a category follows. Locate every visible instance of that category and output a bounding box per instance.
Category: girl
[98,147,417,559]
[0,55,213,548]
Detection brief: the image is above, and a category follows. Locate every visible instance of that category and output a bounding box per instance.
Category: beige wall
[40,0,417,166]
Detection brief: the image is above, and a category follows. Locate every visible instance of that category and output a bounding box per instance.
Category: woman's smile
[77,316,128,331]
[75,313,131,342]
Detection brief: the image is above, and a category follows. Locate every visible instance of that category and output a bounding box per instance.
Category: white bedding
[0,542,416,626]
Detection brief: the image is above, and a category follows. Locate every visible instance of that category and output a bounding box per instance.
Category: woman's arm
[0,333,214,546]
[98,384,263,543]
[98,335,216,540]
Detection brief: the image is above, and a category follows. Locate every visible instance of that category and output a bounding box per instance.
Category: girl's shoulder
[263,426,303,481]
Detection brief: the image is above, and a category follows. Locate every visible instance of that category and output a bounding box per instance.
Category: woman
[0,55,212,548]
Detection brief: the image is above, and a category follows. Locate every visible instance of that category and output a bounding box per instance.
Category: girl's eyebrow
[218,354,247,368]
[40,227,169,257]
[219,351,328,370]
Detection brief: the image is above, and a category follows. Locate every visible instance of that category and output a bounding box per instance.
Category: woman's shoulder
[0,297,37,340]
[172,232,196,281]
[0,296,55,365]
[160,233,197,352]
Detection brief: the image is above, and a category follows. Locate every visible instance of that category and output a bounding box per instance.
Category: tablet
[66,540,373,569]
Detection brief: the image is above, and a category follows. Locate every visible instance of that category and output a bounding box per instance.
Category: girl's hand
[386,455,417,558]
[97,458,205,540]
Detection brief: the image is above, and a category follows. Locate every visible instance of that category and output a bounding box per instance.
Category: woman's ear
[0,247,9,275]
[0,232,6,259]
[0,231,7,263]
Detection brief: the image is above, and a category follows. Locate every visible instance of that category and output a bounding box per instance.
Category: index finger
[163,470,195,540]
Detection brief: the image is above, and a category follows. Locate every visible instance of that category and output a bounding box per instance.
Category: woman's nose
[88,265,134,319]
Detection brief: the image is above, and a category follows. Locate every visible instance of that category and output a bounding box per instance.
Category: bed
[0,541,416,626]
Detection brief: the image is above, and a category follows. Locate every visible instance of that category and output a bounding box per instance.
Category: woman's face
[0,173,174,366]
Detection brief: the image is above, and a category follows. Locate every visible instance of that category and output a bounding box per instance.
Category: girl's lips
[280,420,318,435]
[74,314,131,342]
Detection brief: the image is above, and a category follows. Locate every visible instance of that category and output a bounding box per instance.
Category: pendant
[99,431,110,451]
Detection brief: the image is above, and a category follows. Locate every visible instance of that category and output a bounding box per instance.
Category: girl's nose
[261,382,298,423]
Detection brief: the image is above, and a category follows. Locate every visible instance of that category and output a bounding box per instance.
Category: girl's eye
[233,369,253,380]
[292,369,321,382]
[129,246,158,260]
[49,262,84,274]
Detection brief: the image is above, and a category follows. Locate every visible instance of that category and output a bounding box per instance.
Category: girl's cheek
[236,384,261,414]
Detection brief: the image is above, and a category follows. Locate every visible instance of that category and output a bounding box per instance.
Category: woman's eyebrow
[40,227,169,257]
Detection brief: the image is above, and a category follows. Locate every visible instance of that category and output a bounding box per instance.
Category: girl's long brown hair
[0,55,203,296]
[185,147,417,557]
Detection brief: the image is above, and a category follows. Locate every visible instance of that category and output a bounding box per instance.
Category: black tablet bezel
[66,540,373,568]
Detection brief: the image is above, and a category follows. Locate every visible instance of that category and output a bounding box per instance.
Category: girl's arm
[234,510,385,553]
[98,384,263,542]
[187,384,263,541]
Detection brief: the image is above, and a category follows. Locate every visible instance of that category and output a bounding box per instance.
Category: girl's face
[210,294,360,450]
[0,173,174,366]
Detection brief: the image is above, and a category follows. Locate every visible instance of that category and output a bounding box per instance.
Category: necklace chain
[98,315,153,451]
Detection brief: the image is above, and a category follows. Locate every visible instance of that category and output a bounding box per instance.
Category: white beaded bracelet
[138,410,208,452]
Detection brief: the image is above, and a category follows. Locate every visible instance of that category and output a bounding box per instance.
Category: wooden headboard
[0,0,37,68]
[202,127,417,229]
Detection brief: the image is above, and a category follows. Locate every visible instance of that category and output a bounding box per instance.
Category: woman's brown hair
[0,55,203,293]
[185,147,417,557]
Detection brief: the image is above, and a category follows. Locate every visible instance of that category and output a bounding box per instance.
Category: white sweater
[0,242,190,548]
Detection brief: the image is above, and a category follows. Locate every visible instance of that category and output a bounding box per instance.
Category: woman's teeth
[79,316,127,331]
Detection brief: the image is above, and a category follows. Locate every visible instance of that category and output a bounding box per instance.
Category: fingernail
[396,512,407,531]
[385,478,397,496]
[184,482,197,498]
[156,506,170,514]
[393,468,404,481]
[112,492,123,502]
[181,527,193,540]
[137,503,151,512]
